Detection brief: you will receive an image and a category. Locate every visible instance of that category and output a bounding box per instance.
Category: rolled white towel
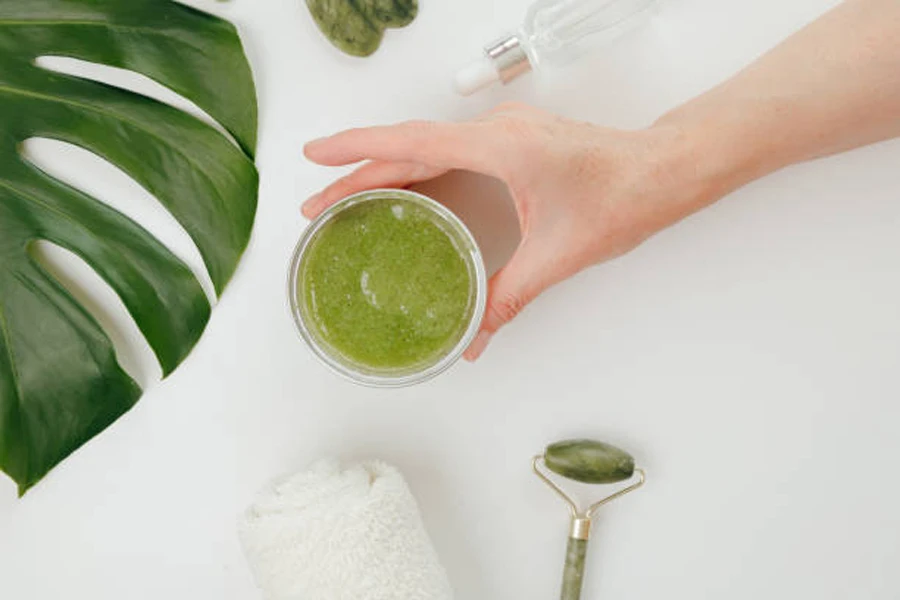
[239,459,454,600]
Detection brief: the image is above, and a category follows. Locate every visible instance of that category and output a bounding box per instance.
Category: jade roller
[533,440,646,600]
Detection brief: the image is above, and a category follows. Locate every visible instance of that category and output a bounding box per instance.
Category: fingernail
[304,137,328,153]
[301,193,321,216]
[464,330,493,362]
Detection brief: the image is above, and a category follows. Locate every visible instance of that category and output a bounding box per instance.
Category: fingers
[464,247,541,362]
[304,120,505,176]
[302,161,448,219]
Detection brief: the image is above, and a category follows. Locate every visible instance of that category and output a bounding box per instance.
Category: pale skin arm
[303,0,900,361]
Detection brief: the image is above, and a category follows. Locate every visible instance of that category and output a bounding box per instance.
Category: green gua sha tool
[305,0,418,57]
[534,440,646,600]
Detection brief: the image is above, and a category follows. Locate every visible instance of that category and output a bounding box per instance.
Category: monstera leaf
[0,0,258,494]
[306,0,418,57]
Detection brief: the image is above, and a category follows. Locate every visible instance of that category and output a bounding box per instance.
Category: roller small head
[544,439,635,484]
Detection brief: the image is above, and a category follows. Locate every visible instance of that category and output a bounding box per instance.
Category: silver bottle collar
[485,34,533,84]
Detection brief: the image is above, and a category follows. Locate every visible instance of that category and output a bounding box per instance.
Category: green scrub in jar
[298,193,479,373]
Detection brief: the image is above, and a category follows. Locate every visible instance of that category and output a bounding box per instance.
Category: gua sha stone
[306,0,418,57]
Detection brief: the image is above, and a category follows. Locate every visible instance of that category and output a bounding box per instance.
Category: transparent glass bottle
[455,0,659,96]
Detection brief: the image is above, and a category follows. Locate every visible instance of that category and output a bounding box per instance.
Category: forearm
[657,0,900,208]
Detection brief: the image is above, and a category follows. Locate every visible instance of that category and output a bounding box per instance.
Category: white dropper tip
[454,57,500,96]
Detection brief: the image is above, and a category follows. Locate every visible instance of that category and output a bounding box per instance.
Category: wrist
[651,106,784,214]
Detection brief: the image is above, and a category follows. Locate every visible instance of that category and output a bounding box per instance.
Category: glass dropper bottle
[455,0,660,96]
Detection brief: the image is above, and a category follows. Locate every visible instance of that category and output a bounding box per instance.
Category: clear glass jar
[288,189,487,387]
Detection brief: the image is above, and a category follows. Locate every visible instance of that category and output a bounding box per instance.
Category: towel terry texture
[239,459,453,600]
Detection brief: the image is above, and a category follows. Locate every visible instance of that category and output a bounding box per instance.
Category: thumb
[464,246,542,362]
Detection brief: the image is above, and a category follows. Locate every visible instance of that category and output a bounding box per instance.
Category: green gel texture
[301,197,475,371]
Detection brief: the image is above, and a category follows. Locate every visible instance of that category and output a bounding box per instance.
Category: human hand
[303,103,717,360]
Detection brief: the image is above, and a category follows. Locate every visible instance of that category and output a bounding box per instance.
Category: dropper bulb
[454,57,500,96]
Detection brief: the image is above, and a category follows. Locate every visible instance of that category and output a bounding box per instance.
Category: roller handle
[561,536,590,600]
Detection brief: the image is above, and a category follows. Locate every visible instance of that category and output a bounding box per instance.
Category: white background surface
[2,0,899,598]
